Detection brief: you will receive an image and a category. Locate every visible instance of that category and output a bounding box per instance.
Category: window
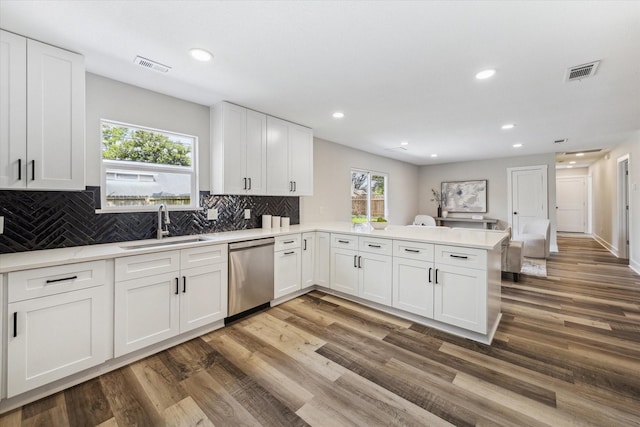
[351,169,388,223]
[100,120,198,211]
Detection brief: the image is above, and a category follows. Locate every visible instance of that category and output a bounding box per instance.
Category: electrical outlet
[0,216,3,234]
[244,209,251,219]
[207,208,218,221]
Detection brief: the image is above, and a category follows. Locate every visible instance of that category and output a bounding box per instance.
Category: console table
[436,217,498,229]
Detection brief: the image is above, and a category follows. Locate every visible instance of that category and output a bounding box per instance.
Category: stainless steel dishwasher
[228,238,275,317]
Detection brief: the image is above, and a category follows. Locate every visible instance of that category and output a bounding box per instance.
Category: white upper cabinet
[211,102,267,194]
[0,30,85,190]
[266,116,313,196]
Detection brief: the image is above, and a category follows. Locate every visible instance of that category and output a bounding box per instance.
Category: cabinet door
[301,232,315,289]
[0,30,27,189]
[433,264,487,333]
[266,116,291,195]
[330,247,358,296]
[245,109,267,194]
[274,248,302,298]
[315,232,331,287]
[289,124,313,195]
[393,257,434,318]
[358,253,392,305]
[7,286,108,397]
[220,103,247,194]
[27,39,85,190]
[180,262,228,333]
[114,273,180,357]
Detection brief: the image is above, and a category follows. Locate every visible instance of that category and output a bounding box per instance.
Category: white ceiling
[1,1,639,166]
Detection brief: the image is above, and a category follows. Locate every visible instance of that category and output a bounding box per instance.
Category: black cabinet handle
[182,276,186,293]
[435,269,439,284]
[450,254,469,260]
[243,177,247,190]
[354,255,357,268]
[284,251,295,255]
[428,267,432,283]
[31,160,35,181]
[46,275,78,284]
[358,256,362,268]
[303,239,307,250]
[338,240,350,244]
[289,181,293,192]
[514,212,518,215]
[18,159,22,180]
[13,312,17,338]
[248,177,252,190]
[283,240,295,244]
[368,244,381,248]
[175,277,179,295]
[404,248,420,253]
[293,181,297,192]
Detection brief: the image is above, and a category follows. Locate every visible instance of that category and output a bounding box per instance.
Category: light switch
[0,216,3,234]
[244,209,251,219]
[207,208,218,221]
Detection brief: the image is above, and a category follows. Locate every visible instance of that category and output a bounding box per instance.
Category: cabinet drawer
[115,251,180,282]
[8,260,106,303]
[393,240,434,261]
[275,234,301,251]
[181,244,227,270]
[435,245,487,270]
[331,233,358,250]
[359,236,392,256]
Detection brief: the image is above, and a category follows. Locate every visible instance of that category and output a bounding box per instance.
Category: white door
[556,176,587,232]
[358,253,392,305]
[274,248,301,298]
[0,30,27,189]
[330,247,359,296]
[180,263,227,333]
[301,232,315,289]
[221,103,246,194]
[245,109,267,194]
[7,286,108,397]
[27,39,85,190]
[289,124,314,195]
[266,116,291,195]
[114,273,180,357]
[392,257,434,318]
[508,165,548,238]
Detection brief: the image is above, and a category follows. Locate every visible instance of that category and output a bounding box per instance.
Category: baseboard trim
[629,258,640,275]
[592,233,619,257]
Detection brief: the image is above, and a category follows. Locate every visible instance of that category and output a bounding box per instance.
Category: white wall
[85,73,211,189]
[556,167,588,177]
[589,132,640,272]
[301,138,419,225]
[418,153,558,250]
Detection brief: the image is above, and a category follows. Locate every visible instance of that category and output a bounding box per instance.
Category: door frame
[617,154,631,260]
[507,164,548,235]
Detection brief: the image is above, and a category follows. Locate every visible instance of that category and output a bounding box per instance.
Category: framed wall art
[441,180,487,213]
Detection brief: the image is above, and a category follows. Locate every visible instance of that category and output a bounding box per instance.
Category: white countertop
[0,222,507,273]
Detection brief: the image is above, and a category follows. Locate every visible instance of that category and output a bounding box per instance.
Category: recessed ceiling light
[400,141,409,146]
[569,161,576,164]
[513,143,523,148]
[567,165,574,168]
[501,123,516,130]
[430,154,438,158]
[475,69,496,80]
[189,48,213,62]
[576,152,585,157]
[332,112,344,119]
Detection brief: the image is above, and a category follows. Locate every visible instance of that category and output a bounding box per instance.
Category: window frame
[351,168,389,223]
[98,119,199,213]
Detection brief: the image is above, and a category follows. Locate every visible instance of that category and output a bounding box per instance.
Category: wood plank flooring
[1,236,639,426]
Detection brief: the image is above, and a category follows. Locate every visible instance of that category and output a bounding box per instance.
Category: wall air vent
[562,149,602,155]
[554,138,568,144]
[134,56,171,73]
[565,61,600,82]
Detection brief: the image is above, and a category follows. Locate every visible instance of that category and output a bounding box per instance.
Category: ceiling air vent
[134,56,171,73]
[554,138,568,144]
[565,61,600,82]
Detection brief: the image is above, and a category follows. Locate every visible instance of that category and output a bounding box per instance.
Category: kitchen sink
[120,237,212,250]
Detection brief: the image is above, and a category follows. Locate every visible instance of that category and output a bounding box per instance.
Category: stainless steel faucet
[157,204,170,239]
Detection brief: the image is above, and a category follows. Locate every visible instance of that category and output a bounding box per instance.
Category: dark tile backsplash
[0,188,299,253]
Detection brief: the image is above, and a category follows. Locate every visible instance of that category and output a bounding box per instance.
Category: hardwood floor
[1,236,639,426]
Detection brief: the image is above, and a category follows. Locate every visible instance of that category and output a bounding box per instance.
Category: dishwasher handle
[229,238,275,251]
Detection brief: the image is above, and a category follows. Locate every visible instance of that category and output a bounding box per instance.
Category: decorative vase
[437,206,442,218]
[442,210,448,218]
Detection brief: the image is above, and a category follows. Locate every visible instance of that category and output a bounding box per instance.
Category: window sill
[95,206,203,214]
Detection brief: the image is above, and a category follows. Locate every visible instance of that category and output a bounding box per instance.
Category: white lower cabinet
[393,257,434,318]
[114,245,227,357]
[274,235,302,298]
[6,261,109,397]
[314,232,331,287]
[433,263,486,333]
[330,234,392,304]
[301,232,315,289]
